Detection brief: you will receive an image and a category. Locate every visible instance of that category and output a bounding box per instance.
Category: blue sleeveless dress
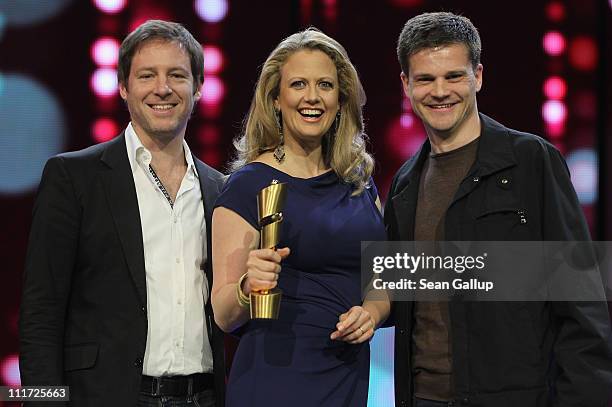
[214,162,386,406]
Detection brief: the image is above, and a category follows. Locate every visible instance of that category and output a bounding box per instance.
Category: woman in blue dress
[211,28,390,406]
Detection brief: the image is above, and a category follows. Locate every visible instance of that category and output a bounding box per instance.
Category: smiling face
[119,39,201,143]
[274,49,340,146]
[401,43,482,141]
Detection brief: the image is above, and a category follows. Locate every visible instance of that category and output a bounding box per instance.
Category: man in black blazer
[19,20,226,406]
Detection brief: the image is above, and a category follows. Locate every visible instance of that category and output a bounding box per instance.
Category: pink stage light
[545,121,565,139]
[569,36,598,71]
[201,76,225,104]
[542,31,566,56]
[1,354,20,386]
[542,100,567,125]
[91,68,118,97]
[543,76,567,100]
[91,37,120,67]
[400,113,414,129]
[194,0,228,23]
[93,0,127,14]
[386,115,426,159]
[203,46,224,74]
[92,118,119,143]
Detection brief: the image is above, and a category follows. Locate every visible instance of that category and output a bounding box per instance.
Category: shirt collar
[124,122,199,179]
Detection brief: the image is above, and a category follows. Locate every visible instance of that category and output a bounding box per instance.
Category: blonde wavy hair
[230,27,374,195]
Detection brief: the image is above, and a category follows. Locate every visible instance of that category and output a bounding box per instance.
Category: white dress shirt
[125,123,213,376]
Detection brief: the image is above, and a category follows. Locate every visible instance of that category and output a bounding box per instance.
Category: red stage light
[198,100,222,119]
[92,118,119,143]
[200,149,221,168]
[545,1,565,22]
[545,121,565,139]
[386,113,426,160]
[543,76,567,100]
[572,91,596,121]
[198,125,220,145]
[129,7,172,33]
[568,36,597,71]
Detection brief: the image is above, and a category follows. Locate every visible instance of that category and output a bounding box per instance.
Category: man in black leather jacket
[385,11,612,407]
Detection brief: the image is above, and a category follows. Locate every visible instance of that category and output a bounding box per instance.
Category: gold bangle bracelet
[236,273,250,308]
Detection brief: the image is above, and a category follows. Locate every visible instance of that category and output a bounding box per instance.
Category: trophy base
[250,289,282,319]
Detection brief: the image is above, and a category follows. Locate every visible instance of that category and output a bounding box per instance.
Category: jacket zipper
[517,209,527,224]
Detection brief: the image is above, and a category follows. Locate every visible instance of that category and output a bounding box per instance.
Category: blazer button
[134,357,143,368]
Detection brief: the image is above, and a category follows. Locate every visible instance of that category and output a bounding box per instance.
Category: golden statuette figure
[251,179,287,319]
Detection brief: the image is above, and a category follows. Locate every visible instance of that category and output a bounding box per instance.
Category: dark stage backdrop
[0,1,609,405]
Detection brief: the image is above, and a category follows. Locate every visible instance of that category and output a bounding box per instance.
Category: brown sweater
[412,138,478,401]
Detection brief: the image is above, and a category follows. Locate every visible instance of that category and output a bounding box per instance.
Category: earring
[273,109,285,163]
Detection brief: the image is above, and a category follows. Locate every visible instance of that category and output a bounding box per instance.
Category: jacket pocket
[64,343,99,371]
[476,207,526,221]
[474,208,529,240]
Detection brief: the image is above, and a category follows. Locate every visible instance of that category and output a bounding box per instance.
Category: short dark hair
[397,12,481,75]
[118,20,204,92]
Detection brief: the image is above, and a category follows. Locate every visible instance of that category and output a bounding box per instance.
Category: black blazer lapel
[195,160,220,229]
[100,134,147,306]
[194,158,224,284]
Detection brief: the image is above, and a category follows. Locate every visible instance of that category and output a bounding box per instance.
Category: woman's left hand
[330,306,375,344]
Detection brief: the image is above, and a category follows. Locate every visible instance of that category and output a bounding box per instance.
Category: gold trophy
[250,179,287,319]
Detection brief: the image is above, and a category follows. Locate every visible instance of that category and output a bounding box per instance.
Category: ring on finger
[357,326,364,336]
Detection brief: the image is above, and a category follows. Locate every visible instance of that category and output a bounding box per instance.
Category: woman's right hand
[242,247,291,294]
